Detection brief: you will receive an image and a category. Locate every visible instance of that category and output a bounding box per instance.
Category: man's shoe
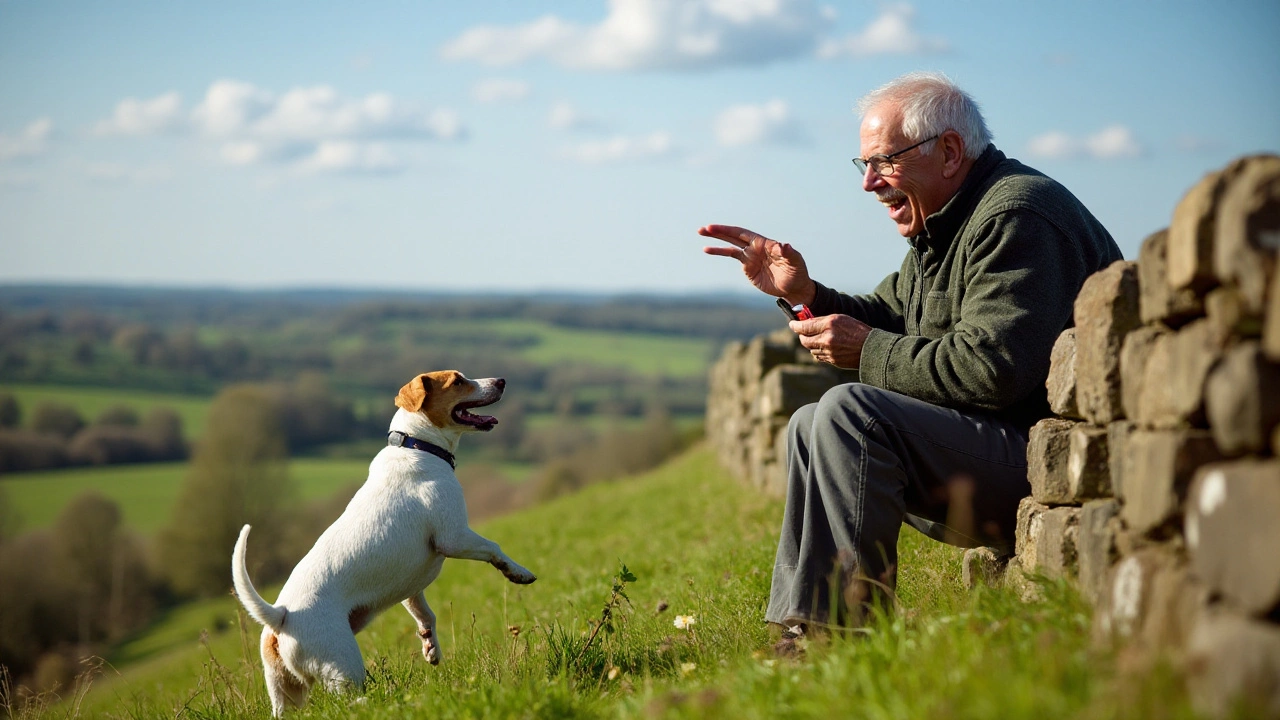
[772,624,807,659]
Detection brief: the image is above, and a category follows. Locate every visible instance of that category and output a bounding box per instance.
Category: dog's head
[394,370,503,433]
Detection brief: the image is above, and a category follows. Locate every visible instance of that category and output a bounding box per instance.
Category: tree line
[0,378,694,699]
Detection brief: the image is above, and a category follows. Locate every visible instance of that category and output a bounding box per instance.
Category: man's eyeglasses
[852,134,939,177]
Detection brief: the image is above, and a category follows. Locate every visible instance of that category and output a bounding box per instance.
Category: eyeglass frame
[852,134,940,177]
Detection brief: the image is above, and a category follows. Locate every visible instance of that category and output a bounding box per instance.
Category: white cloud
[183,80,462,170]
[85,163,173,184]
[296,141,403,175]
[472,78,532,104]
[548,101,608,132]
[1027,125,1143,160]
[563,132,675,163]
[440,0,831,71]
[714,99,808,147]
[0,118,52,162]
[818,4,947,58]
[93,92,184,136]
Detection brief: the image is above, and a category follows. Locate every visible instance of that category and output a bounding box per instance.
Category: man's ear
[395,374,430,412]
[939,130,966,179]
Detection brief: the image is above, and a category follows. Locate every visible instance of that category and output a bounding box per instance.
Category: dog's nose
[496,378,506,390]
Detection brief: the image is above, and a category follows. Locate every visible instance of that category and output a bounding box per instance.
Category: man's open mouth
[452,399,499,431]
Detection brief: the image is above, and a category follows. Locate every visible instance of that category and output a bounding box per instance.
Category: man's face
[859,103,945,238]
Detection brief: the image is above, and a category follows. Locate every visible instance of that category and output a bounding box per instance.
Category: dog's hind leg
[403,591,440,665]
[316,632,366,698]
[261,630,309,717]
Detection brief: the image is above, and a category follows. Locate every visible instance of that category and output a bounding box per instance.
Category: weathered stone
[1134,319,1225,429]
[1118,325,1169,424]
[1014,496,1049,572]
[1214,154,1280,315]
[1093,545,1183,643]
[1186,460,1280,616]
[1267,250,1280,360]
[1067,424,1111,500]
[1138,228,1203,327]
[1185,612,1280,720]
[1205,286,1262,342]
[1075,261,1141,424]
[1139,562,1204,656]
[759,364,842,419]
[1107,420,1138,498]
[1119,428,1224,537]
[1077,499,1121,606]
[1205,342,1280,456]
[1046,328,1081,419]
[1027,417,1076,505]
[962,546,1007,590]
[1169,167,1229,293]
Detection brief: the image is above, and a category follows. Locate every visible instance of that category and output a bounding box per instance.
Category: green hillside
[35,446,1191,719]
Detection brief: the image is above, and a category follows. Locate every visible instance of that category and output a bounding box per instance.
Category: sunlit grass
[22,445,1197,720]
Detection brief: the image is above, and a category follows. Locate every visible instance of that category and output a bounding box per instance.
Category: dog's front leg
[402,592,440,665]
[437,528,537,584]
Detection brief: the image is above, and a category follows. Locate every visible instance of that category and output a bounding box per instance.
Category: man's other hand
[699,224,816,306]
[792,314,871,369]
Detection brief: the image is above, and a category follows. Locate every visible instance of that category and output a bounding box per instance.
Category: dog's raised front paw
[505,566,537,585]
[423,641,440,665]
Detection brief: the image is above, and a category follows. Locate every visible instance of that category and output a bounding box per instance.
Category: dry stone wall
[706,328,859,496]
[705,154,1280,717]
[1012,154,1280,718]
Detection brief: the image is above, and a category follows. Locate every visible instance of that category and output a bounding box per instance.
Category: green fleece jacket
[810,144,1123,429]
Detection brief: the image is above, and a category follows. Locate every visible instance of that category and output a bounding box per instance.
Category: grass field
[0,384,213,440]
[12,446,1197,720]
[0,458,372,536]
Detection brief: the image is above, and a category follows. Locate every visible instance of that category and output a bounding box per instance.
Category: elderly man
[700,72,1122,643]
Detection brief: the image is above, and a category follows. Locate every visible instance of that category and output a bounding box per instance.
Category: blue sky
[2,0,1277,296]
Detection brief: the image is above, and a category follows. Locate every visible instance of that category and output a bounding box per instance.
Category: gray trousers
[765,383,1030,627]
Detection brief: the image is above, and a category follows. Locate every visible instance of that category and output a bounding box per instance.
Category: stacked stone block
[1010,154,1280,718]
[706,328,859,496]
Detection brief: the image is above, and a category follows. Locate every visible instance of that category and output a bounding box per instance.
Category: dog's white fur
[232,371,536,717]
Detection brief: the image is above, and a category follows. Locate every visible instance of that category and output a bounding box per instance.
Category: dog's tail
[232,524,286,631]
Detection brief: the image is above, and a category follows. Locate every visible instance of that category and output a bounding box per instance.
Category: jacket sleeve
[809,268,908,334]
[856,209,1090,412]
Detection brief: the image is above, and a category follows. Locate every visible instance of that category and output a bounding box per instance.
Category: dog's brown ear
[395,374,430,412]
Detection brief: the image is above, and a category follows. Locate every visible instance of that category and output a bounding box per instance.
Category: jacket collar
[913,143,1004,252]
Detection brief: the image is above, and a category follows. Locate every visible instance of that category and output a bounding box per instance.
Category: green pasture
[0,458,371,536]
[24,446,1194,720]
[0,383,212,439]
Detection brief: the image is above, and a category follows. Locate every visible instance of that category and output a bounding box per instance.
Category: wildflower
[680,662,697,675]
[508,625,521,639]
[673,614,697,630]
[608,666,620,680]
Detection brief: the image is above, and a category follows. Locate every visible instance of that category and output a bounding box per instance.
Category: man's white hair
[856,72,992,160]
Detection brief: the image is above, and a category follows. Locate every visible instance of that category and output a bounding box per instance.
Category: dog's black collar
[387,430,456,469]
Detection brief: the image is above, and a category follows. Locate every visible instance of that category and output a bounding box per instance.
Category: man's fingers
[703,246,746,259]
[698,224,762,248]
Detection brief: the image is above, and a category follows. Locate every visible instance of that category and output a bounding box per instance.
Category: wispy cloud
[1027,125,1143,160]
[0,118,53,162]
[562,132,675,164]
[440,0,831,71]
[714,99,809,147]
[818,4,948,58]
[472,78,532,104]
[548,101,608,132]
[93,92,184,136]
[183,80,463,172]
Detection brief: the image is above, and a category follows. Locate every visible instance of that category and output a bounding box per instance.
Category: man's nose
[861,165,885,192]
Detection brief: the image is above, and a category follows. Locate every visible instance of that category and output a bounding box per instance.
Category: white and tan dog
[232,370,536,716]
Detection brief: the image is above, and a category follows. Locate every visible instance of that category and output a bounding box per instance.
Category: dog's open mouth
[452,400,498,431]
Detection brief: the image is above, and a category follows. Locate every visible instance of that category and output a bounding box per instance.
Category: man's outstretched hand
[699,224,816,306]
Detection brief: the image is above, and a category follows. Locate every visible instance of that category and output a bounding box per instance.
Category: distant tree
[50,492,154,640]
[0,393,20,428]
[31,402,85,438]
[0,531,76,681]
[94,404,139,427]
[158,384,296,597]
[0,485,17,543]
[139,407,186,460]
[0,429,70,472]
